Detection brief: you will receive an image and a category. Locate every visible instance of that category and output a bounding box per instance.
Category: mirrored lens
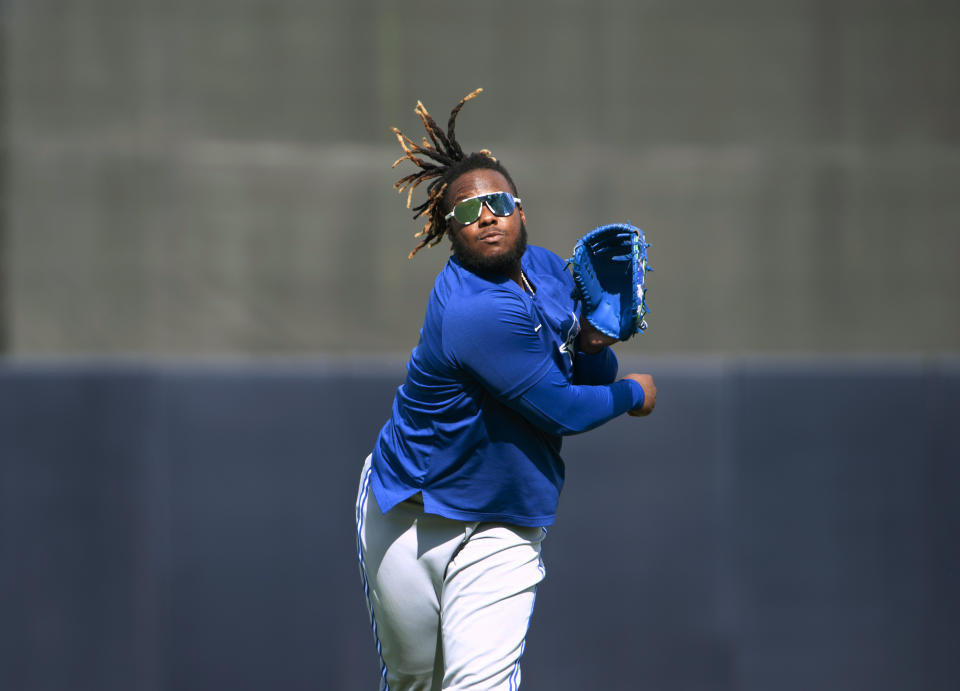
[485,193,516,217]
[451,193,516,224]
[453,197,483,224]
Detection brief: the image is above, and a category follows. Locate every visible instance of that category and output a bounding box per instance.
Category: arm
[572,313,619,384]
[508,365,644,436]
[443,291,652,436]
[573,347,618,385]
[573,314,658,416]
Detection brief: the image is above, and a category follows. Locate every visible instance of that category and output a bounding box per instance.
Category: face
[445,168,527,276]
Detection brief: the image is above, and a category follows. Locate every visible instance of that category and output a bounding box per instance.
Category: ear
[519,205,526,224]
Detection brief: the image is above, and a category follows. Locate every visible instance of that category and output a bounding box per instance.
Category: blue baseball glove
[568,223,651,340]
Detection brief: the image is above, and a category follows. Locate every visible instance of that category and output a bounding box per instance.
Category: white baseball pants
[355,455,547,690]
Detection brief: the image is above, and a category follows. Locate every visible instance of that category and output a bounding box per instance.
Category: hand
[578,315,618,354]
[622,373,656,416]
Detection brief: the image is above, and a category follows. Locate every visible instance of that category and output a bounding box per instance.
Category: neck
[506,263,523,286]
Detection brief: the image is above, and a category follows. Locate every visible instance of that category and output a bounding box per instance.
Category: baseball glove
[568,223,651,340]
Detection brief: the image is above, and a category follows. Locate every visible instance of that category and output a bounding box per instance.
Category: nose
[477,200,497,226]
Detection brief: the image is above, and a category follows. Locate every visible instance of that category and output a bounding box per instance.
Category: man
[356,90,657,690]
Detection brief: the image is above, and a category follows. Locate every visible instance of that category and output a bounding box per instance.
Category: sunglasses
[444,192,522,225]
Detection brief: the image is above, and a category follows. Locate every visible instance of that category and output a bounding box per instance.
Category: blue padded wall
[1,358,957,691]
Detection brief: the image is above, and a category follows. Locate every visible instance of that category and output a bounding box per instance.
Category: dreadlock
[391,88,519,259]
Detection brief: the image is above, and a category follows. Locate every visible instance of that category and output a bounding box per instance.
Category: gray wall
[2,358,958,691]
[4,0,959,355]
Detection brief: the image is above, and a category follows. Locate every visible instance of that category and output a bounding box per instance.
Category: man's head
[445,166,526,276]
[390,89,524,266]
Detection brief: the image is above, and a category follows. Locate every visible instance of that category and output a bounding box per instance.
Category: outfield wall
[6,1,960,356]
[2,357,958,690]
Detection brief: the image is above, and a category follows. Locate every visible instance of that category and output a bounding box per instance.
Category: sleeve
[443,278,642,437]
[508,366,645,436]
[573,347,619,385]
[442,290,555,400]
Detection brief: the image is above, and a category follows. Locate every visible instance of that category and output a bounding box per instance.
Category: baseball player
[355,89,657,690]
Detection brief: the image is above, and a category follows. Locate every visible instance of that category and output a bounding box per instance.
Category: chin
[452,223,528,276]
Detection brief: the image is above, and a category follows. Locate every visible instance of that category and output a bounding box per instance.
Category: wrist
[625,378,645,410]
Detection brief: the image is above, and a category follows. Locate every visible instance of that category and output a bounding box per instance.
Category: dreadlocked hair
[391,88,518,259]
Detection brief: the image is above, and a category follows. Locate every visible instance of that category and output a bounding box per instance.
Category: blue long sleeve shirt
[370,245,644,527]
